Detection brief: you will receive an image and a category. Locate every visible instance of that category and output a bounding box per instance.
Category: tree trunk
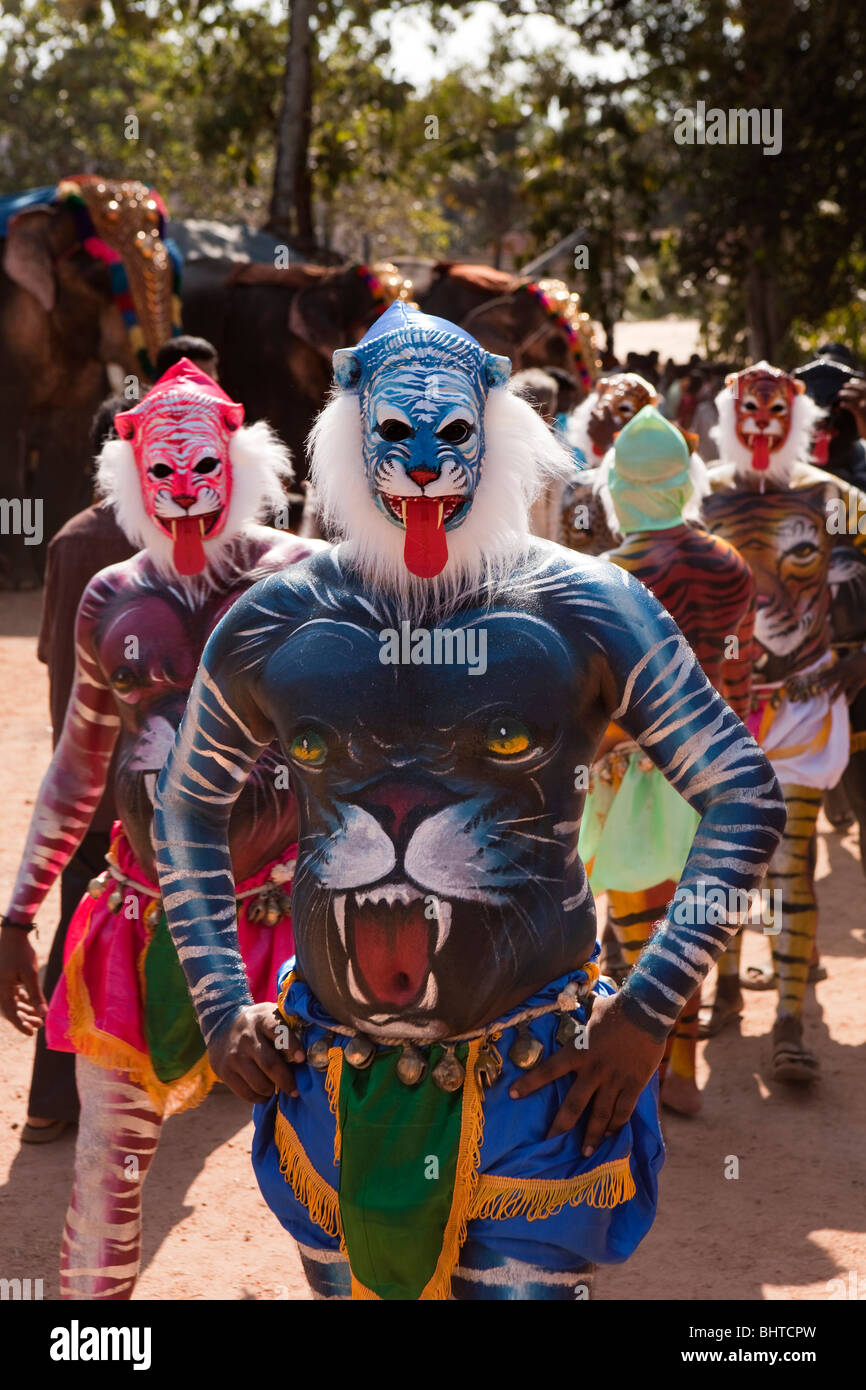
[746,258,779,361]
[266,0,314,243]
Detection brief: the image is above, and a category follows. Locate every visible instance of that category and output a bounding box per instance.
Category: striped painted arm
[572,567,786,1039]
[5,573,121,924]
[153,637,273,1045]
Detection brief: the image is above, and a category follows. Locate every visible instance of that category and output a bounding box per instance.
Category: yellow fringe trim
[850,729,866,754]
[325,1046,343,1165]
[63,895,217,1118]
[276,968,295,1018]
[274,1107,343,1241]
[468,1155,636,1222]
[418,1036,485,1301]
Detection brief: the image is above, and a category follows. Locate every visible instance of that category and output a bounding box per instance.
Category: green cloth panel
[338,1044,469,1299]
[579,759,699,893]
[144,912,208,1083]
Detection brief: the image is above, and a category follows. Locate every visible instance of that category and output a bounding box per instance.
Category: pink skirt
[46,824,296,1116]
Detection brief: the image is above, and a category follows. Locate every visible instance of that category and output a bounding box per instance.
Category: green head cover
[609,405,692,533]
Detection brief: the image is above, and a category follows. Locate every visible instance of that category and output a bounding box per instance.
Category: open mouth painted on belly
[333,883,451,1010]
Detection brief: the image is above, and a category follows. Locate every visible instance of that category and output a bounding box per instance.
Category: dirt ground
[0,589,864,1302]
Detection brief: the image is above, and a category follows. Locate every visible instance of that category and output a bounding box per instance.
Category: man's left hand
[838,380,866,439]
[821,650,866,703]
[509,991,665,1154]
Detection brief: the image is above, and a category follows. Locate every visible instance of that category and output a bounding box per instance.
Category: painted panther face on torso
[253,586,608,1040]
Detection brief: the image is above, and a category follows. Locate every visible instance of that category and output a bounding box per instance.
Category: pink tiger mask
[115,359,244,575]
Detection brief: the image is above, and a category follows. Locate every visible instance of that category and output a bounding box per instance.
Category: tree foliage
[0,0,864,358]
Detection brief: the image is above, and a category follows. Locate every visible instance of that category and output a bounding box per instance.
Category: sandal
[697,996,743,1038]
[740,963,774,991]
[741,961,827,990]
[772,1039,820,1084]
[21,1120,69,1145]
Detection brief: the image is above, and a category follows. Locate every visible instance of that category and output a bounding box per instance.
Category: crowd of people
[0,305,863,1301]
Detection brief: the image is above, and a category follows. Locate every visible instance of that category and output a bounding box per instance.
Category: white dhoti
[749,654,850,789]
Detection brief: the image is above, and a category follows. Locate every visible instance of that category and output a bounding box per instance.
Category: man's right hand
[0,926,46,1035]
[208,1003,306,1104]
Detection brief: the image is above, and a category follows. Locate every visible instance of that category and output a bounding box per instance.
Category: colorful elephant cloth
[252,954,663,1301]
[45,826,296,1117]
[0,175,182,374]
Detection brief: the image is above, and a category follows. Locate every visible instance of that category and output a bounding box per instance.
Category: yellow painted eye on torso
[486,717,531,757]
[290,730,328,766]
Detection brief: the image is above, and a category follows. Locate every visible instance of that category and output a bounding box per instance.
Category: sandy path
[0,590,863,1301]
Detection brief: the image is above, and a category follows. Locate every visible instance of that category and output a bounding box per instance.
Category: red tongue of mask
[750,432,771,471]
[172,515,207,575]
[403,498,448,578]
[812,429,832,466]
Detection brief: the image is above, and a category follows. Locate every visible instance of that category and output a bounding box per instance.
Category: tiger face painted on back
[703,481,833,681]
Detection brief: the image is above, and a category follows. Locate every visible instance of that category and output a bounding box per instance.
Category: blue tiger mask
[333,303,510,577]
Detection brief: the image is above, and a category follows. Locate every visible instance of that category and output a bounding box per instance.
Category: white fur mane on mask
[308,385,573,610]
[711,386,824,483]
[96,419,292,587]
[565,391,598,464]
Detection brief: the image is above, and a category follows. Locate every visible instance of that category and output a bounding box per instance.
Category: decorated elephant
[412,262,601,394]
[180,259,411,526]
[0,175,180,585]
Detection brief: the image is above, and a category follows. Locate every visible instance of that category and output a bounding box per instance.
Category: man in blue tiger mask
[155,304,784,1300]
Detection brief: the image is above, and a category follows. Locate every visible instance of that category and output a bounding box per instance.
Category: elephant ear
[461,296,523,362]
[288,277,353,361]
[3,206,57,313]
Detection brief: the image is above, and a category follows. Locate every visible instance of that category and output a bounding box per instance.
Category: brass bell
[508,1022,544,1071]
[307,1034,332,1072]
[106,886,123,913]
[264,900,281,927]
[431,1044,464,1093]
[344,1033,376,1070]
[475,1041,502,1089]
[396,1043,427,1087]
[87,874,107,898]
[556,1013,578,1047]
[143,898,162,930]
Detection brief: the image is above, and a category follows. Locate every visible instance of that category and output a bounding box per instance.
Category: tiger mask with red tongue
[97,358,291,582]
[310,302,573,601]
[713,361,823,485]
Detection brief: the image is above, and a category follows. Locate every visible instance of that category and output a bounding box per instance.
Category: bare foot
[660,1072,703,1116]
[25,1116,57,1128]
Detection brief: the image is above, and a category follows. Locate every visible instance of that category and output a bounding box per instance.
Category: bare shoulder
[706,461,739,491]
[254,526,332,572]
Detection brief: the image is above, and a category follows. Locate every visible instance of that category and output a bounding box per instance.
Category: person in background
[3,395,135,1142]
[153,334,220,383]
[511,367,566,540]
[3,334,221,1142]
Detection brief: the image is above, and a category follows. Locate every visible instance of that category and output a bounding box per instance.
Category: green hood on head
[609,406,692,534]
